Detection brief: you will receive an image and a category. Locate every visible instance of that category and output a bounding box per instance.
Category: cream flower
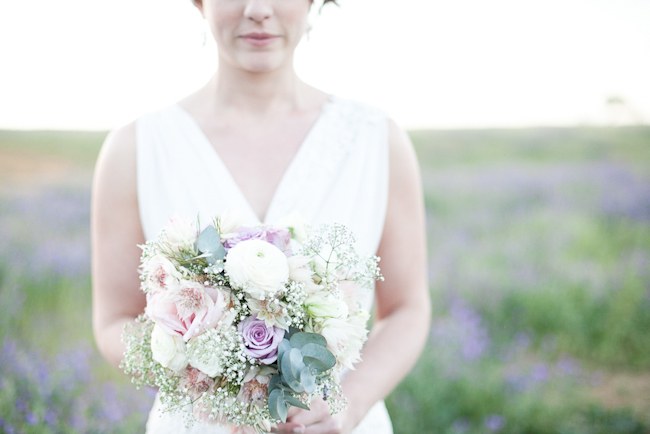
[224,239,289,300]
[141,254,182,293]
[187,331,226,378]
[218,209,248,234]
[287,255,319,293]
[305,291,349,320]
[321,310,369,370]
[277,212,308,244]
[150,323,188,372]
[162,216,197,250]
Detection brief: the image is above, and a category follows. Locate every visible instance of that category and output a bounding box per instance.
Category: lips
[240,32,280,46]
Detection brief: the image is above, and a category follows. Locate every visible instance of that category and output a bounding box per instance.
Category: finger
[286,405,303,419]
[287,399,330,426]
[287,407,328,427]
[271,422,306,434]
[303,418,342,434]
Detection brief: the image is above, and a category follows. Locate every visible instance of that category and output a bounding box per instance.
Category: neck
[207,61,308,115]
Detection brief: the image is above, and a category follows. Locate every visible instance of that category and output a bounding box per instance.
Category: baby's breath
[283,281,307,329]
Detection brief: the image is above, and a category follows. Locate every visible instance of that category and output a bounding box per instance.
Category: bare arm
[277,119,431,433]
[340,118,431,428]
[91,122,147,368]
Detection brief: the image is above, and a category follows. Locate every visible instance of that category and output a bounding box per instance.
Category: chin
[235,53,291,74]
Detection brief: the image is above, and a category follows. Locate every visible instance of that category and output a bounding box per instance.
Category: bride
[91,0,430,433]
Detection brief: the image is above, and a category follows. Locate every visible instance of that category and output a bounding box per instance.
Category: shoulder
[97,103,178,165]
[96,121,137,173]
[385,116,421,187]
[93,121,139,201]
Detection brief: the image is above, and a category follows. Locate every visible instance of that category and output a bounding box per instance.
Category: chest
[198,112,322,221]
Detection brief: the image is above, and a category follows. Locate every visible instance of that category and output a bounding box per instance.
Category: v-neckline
[172,96,336,225]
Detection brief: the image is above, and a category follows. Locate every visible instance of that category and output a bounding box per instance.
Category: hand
[271,396,352,434]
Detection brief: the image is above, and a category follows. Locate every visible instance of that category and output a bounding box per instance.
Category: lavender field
[1,127,649,433]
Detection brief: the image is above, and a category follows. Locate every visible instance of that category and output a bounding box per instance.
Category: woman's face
[196,0,312,73]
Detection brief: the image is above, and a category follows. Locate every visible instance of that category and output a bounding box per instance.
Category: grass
[1,125,649,433]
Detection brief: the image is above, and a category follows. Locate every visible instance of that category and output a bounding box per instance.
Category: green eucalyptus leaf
[288,348,305,375]
[301,343,336,373]
[268,388,288,422]
[278,339,291,362]
[287,326,300,339]
[269,374,282,392]
[196,225,226,265]
[289,332,327,349]
[299,366,316,394]
[284,394,310,411]
[281,348,305,392]
[283,373,303,393]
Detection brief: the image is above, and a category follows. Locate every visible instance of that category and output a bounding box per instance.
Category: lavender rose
[223,227,291,252]
[238,316,285,364]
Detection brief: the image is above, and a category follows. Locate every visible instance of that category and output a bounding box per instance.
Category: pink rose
[223,227,291,253]
[238,316,284,364]
[146,281,227,341]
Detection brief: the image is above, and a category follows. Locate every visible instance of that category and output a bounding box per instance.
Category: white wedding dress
[136,95,393,434]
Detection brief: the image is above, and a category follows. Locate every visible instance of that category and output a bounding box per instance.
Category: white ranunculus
[150,323,188,372]
[225,239,289,300]
[305,291,349,319]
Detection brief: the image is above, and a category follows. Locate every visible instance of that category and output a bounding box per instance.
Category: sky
[1,0,649,130]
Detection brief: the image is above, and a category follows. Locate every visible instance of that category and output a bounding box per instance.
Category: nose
[244,0,273,23]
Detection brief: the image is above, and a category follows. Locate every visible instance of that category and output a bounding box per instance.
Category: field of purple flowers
[0,127,649,433]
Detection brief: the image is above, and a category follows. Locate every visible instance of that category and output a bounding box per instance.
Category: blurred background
[1,0,649,432]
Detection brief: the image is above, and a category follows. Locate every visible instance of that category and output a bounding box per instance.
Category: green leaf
[269,388,288,422]
[287,326,301,338]
[290,332,327,349]
[281,348,305,392]
[300,366,316,394]
[269,374,282,392]
[284,394,310,411]
[278,339,291,362]
[288,348,305,375]
[301,343,336,373]
[196,225,226,265]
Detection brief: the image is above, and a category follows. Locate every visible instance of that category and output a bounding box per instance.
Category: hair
[192,0,339,5]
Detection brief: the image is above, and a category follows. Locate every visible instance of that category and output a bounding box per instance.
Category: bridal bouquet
[121,214,382,432]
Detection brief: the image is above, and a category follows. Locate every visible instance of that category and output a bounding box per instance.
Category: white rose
[305,291,349,319]
[150,323,188,372]
[141,254,182,292]
[225,239,289,300]
[187,331,226,377]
